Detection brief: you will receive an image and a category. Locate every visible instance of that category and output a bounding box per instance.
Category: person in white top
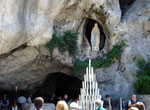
[70,99,82,110]
[34,97,44,110]
[17,96,27,110]
[128,94,138,108]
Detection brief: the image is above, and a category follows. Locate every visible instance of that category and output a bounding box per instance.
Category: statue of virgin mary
[91,23,100,51]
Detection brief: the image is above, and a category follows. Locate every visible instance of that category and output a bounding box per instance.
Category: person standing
[128,94,138,108]
[63,94,68,103]
[69,99,81,110]
[122,99,126,110]
[34,97,44,110]
[95,99,106,110]
[1,94,9,110]
[17,95,27,110]
[103,95,110,109]
[11,96,17,110]
[56,101,68,110]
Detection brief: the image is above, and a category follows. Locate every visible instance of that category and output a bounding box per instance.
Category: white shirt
[128,99,137,105]
[17,96,27,104]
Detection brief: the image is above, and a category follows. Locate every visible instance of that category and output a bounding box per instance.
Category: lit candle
[83,102,85,110]
[89,59,91,69]
[98,89,99,96]
[87,81,88,89]
[89,70,90,82]
[94,74,96,81]
[95,82,97,95]
[89,60,91,81]
[84,75,86,81]
[94,102,96,110]
[82,81,84,89]
[91,67,93,81]
[93,82,95,95]
[90,81,92,89]
[90,88,91,96]
[84,77,86,88]
[86,88,88,96]
[86,67,88,82]
[86,96,88,109]
[90,102,92,110]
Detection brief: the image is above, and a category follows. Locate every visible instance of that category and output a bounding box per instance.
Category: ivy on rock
[74,41,126,76]
[135,57,150,94]
[46,30,79,55]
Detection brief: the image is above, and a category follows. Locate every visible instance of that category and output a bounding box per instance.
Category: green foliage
[74,41,126,76]
[46,30,79,55]
[99,5,104,9]
[135,57,150,94]
[148,17,150,21]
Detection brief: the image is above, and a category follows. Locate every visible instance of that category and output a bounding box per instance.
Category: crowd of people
[102,94,145,110]
[33,94,146,110]
[0,93,146,110]
[0,93,32,110]
[101,94,145,110]
[122,94,145,110]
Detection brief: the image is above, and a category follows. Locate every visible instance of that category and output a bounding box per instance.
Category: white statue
[91,23,100,51]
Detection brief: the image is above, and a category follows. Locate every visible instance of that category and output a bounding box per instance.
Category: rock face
[137,95,150,110]
[0,0,150,108]
[0,46,72,90]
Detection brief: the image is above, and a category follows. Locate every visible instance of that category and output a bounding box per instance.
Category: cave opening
[85,19,106,51]
[119,0,135,16]
[33,72,82,104]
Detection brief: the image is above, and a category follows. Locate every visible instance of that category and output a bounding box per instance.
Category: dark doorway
[85,19,106,51]
[33,72,82,103]
[119,0,135,16]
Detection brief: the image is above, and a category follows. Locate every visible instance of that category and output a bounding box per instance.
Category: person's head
[132,94,137,100]
[64,94,68,99]
[122,99,125,103]
[128,107,139,110]
[56,101,68,110]
[34,97,44,110]
[70,102,81,110]
[134,102,145,110]
[105,95,110,100]
[95,99,103,108]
